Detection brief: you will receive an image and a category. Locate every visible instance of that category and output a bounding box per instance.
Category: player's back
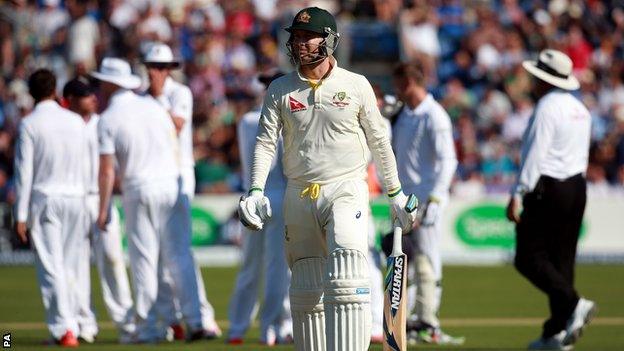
[99,90,179,196]
[20,100,87,197]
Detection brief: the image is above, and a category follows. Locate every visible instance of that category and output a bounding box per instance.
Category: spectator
[67,0,100,75]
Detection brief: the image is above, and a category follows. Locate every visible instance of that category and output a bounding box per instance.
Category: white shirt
[251,60,400,192]
[238,106,285,193]
[14,100,87,221]
[98,90,179,197]
[512,90,591,196]
[85,113,100,195]
[154,77,194,169]
[392,94,458,200]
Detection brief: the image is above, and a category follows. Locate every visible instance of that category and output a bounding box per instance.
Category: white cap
[143,43,181,68]
[90,57,142,90]
[522,49,580,90]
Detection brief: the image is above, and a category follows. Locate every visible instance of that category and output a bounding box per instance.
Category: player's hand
[96,210,109,231]
[390,191,418,233]
[506,195,521,224]
[421,198,440,227]
[238,190,272,231]
[14,221,28,244]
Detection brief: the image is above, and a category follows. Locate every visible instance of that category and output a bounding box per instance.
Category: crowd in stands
[0,0,624,204]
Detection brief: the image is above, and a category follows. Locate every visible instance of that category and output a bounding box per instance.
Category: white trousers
[30,195,90,339]
[155,187,218,331]
[409,201,445,327]
[283,179,369,264]
[123,189,203,340]
[77,196,134,337]
[228,190,292,342]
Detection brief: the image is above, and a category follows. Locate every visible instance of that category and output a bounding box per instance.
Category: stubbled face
[289,29,325,65]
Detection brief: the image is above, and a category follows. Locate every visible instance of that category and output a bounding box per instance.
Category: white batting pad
[290,257,326,351]
[324,249,371,351]
[413,253,440,327]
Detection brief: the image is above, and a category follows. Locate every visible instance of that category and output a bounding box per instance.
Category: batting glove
[238,190,272,231]
[421,198,440,227]
[389,190,419,233]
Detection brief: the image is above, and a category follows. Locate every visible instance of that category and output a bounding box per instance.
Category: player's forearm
[431,130,458,199]
[250,112,281,192]
[369,139,401,195]
[431,157,458,200]
[14,136,33,222]
[250,139,277,192]
[14,176,32,222]
[98,160,115,219]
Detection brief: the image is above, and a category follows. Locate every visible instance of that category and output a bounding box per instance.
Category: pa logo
[3,333,10,348]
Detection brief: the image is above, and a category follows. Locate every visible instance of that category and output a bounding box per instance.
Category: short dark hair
[392,61,426,87]
[28,69,57,102]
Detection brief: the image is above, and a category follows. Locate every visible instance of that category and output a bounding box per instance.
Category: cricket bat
[383,194,417,351]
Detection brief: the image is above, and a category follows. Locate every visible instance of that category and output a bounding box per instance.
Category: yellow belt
[300,183,321,200]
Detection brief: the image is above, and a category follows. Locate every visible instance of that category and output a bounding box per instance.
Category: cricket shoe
[370,334,384,344]
[169,324,185,340]
[227,337,244,345]
[261,328,277,346]
[563,297,597,346]
[187,325,221,342]
[278,334,294,344]
[42,330,79,347]
[118,330,136,344]
[407,321,465,346]
[78,333,96,344]
[528,330,573,350]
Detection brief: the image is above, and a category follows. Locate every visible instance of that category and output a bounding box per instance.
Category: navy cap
[63,77,95,98]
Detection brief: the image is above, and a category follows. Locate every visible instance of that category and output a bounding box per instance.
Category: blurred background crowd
[1,0,624,206]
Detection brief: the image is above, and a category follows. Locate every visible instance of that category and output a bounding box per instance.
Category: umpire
[506,49,596,350]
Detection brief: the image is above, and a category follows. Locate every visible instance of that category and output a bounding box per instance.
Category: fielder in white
[228,70,292,346]
[62,77,135,343]
[238,7,417,351]
[142,43,220,341]
[14,69,89,347]
[92,58,205,343]
[391,62,463,345]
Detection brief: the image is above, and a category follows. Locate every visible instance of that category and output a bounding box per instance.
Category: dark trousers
[514,174,586,338]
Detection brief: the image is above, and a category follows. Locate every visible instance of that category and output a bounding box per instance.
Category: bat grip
[392,225,403,256]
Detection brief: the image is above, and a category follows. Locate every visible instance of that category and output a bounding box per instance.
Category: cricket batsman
[238,7,417,351]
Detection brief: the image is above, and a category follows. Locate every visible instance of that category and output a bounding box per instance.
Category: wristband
[387,187,402,198]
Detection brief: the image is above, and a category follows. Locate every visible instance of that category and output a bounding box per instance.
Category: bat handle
[392,224,403,256]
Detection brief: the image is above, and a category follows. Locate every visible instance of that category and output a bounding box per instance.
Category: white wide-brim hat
[91,57,142,90]
[142,43,181,68]
[522,49,580,91]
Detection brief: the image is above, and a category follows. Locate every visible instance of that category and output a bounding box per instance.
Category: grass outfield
[1,265,623,350]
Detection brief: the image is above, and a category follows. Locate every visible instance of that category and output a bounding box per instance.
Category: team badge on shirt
[289,96,307,112]
[332,91,350,107]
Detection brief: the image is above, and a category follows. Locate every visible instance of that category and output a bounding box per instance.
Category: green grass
[1,265,623,350]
